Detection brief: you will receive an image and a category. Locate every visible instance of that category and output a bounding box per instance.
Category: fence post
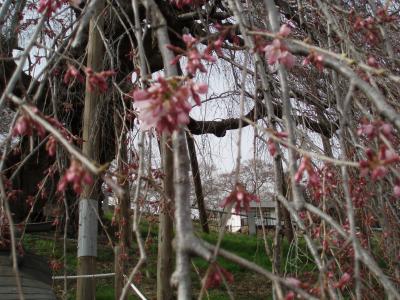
[248,210,256,235]
[115,246,125,300]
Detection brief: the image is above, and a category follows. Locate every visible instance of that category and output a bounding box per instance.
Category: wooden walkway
[0,251,56,300]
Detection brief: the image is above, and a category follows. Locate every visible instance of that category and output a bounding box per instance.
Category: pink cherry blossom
[220,183,259,213]
[278,24,292,37]
[302,51,324,71]
[12,112,46,138]
[46,136,57,156]
[37,0,62,16]
[267,139,277,157]
[367,56,379,68]
[58,160,93,195]
[167,34,216,75]
[333,272,351,290]
[85,68,116,93]
[284,291,295,300]
[204,263,234,289]
[64,65,84,85]
[132,77,207,133]
[393,184,400,198]
[264,39,295,69]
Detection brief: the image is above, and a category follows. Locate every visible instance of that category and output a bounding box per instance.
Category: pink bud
[182,34,196,45]
[278,24,292,37]
[380,123,393,136]
[371,166,388,181]
[284,291,295,300]
[193,83,208,94]
[133,90,149,101]
[286,277,301,287]
[394,185,400,198]
[367,56,379,68]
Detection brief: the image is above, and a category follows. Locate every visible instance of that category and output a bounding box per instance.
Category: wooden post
[186,133,209,233]
[114,246,124,300]
[76,1,105,299]
[248,210,256,235]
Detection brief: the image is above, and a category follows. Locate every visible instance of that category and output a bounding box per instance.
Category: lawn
[22,223,313,299]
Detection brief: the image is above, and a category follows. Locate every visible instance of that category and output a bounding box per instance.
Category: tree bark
[186,133,209,233]
[282,174,294,243]
[76,1,105,298]
[114,118,131,300]
[157,135,174,300]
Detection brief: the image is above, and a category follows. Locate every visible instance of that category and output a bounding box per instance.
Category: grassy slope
[22,222,314,300]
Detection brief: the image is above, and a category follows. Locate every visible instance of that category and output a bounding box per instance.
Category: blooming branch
[132,77,207,133]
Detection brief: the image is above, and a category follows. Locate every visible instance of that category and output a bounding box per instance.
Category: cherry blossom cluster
[367,56,380,68]
[357,119,400,197]
[57,160,93,195]
[333,272,351,290]
[211,23,241,55]
[12,109,46,138]
[13,105,81,157]
[85,68,116,93]
[45,136,57,156]
[357,119,394,141]
[63,65,84,85]
[350,8,397,44]
[304,164,338,202]
[282,275,321,298]
[37,0,63,16]
[168,34,216,76]
[132,77,207,133]
[64,65,115,93]
[294,156,321,190]
[359,146,400,181]
[204,263,234,289]
[151,168,165,180]
[49,259,63,271]
[220,183,259,213]
[348,176,372,207]
[266,130,288,157]
[302,51,324,72]
[263,24,296,69]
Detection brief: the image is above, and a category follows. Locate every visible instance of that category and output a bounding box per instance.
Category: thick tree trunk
[172,130,194,299]
[186,133,209,233]
[76,1,105,298]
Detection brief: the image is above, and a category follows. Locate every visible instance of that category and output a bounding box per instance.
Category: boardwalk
[0,251,56,300]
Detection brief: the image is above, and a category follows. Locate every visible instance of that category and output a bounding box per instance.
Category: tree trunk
[157,135,174,300]
[282,173,294,243]
[114,115,131,300]
[186,133,209,233]
[76,1,105,298]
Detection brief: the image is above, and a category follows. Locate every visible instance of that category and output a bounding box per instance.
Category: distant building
[226,199,277,234]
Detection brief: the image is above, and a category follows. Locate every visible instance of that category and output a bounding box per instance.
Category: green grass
[22,223,318,299]
[194,231,272,272]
